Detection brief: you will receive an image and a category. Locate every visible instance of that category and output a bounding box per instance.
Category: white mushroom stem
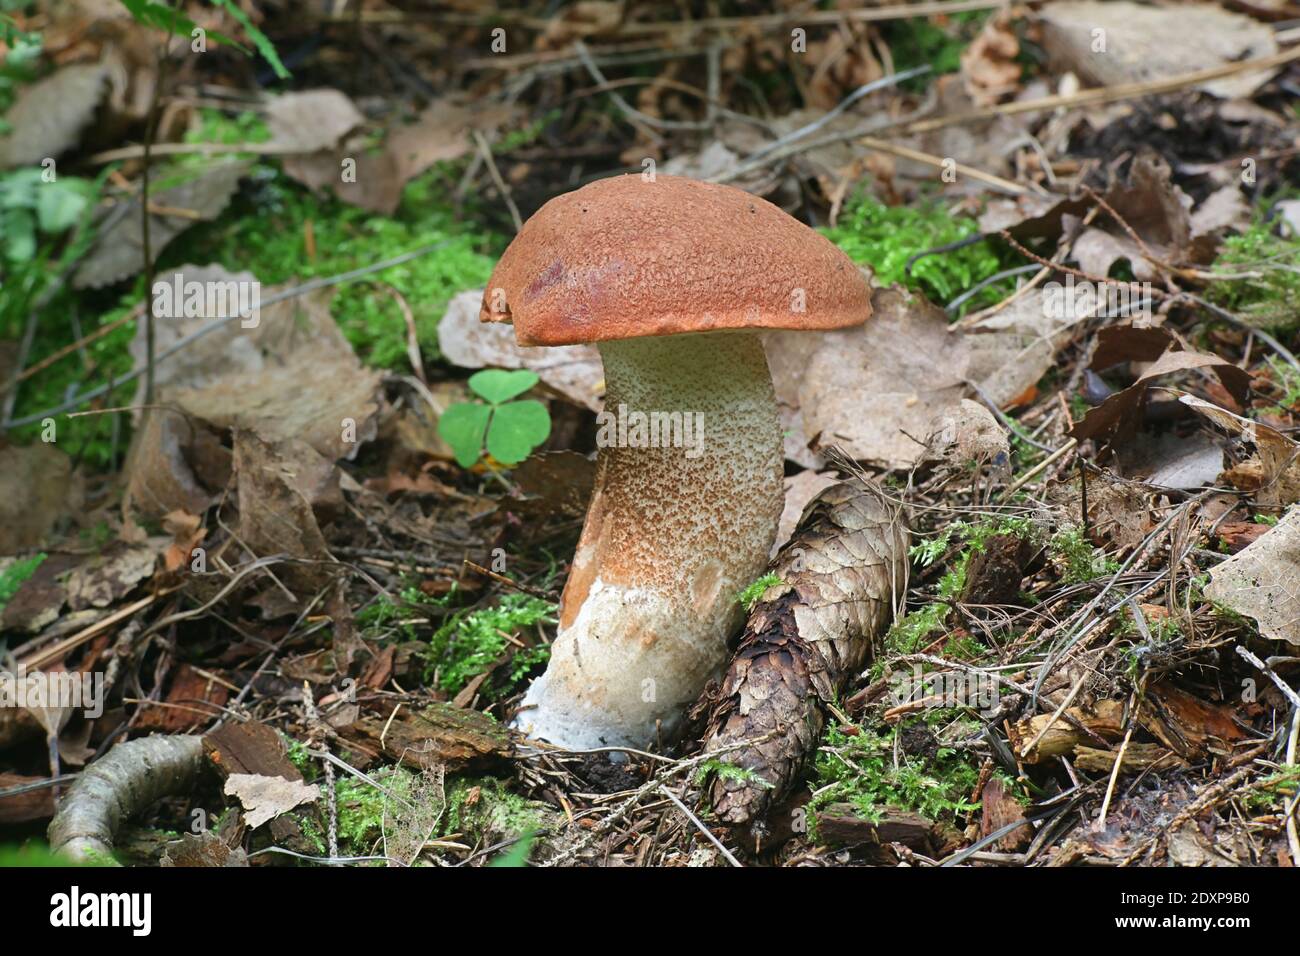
[514,331,784,750]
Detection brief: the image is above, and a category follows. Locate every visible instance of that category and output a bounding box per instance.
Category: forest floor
[1,0,1299,867]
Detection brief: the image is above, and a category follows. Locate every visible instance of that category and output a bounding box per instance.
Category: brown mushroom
[481,174,871,750]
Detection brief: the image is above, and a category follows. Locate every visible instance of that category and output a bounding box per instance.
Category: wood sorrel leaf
[468,368,539,405]
[486,399,551,465]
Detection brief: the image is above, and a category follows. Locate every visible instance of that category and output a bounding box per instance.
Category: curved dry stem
[47,734,205,865]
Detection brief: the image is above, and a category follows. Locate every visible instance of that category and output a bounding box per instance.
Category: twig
[856,136,1034,196]
[471,129,523,232]
[463,560,558,600]
[902,45,1300,136]
[1002,438,1077,499]
[1235,645,1300,710]
[1181,293,1300,377]
[543,732,776,866]
[141,32,175,407]
[660,786,742,867]
[574,39,702,133]
[742,66,931,164]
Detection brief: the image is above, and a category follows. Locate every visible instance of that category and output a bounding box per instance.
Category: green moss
[420,592,557,698]
[1208,219,1300,330]
[823,193,1018,311]
[443,776,553,854]
[0,843,103,867]
[0,552,45,615]
[1050,526,1119,584]
[808,718,981,835]
[888,516,1039,659]
[1243,765,1299,812]
[332,764,418,855]
[738,572,785,611]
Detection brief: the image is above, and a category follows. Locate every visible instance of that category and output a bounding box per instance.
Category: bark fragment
[700,478,909,826]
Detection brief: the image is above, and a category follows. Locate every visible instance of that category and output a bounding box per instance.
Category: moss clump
[1208,220,1300,330]
[420,593,557,699]
[738,572,785,611]
[823,193,1018,311]
[808,717,981,835]
[443,777,558,859]
[1050,526,1120,584]
[328,764,418,857]
[0,552,45,615]
[884,516,1039,660]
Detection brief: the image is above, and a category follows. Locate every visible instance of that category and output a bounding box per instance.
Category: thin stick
[463,560,558,600]
[1003,438,1077,499]
[855,136,1033,196]
[660,785,742,867]
[902,45,1300,136]
[471,129,523,231]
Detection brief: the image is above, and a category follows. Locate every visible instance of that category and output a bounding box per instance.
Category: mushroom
[480,174,871,750]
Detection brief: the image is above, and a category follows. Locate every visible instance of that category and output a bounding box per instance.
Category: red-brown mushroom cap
[479,174,872,347]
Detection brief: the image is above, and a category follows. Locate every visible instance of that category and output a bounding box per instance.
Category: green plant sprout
[116,0,286,78]
[438,369,552,468]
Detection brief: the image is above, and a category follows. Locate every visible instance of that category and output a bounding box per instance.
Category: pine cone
[700,479,909,825]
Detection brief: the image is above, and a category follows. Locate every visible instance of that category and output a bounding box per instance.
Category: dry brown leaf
[64,543,156,610]
[224,773,320,829]
[232,430,336,593]
[1038,1,1280,99]
[1179,393,1300,508]
[1070,327,1251,445]
[1204,506,1300,645]
[772,285,1077,468]
[281,96,516,215]
[264,88,364,154]
[0,444,82,554]
[792,287,968,467]
[73,161,249,289]
[921,399,1010,474]
[0,64,107,167]
[961,12,1022,105]
[438,290,604,412]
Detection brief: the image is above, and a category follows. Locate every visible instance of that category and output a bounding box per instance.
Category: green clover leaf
[2,208,36,263]
[35,180,89,233]
[438,402,492,469]
[486,399,551,465]
[439,370,551,469]
[468,369,539,404]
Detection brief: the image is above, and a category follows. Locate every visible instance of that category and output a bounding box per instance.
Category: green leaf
[486,399,551,465]
[468,368,539,405]
[437,401,492,469]
[210,0,290,79]
[117,0,243,51]
[34,180,88,233]
[487,832,535,867]
[0,168,42,209]
[2,207,36,262]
